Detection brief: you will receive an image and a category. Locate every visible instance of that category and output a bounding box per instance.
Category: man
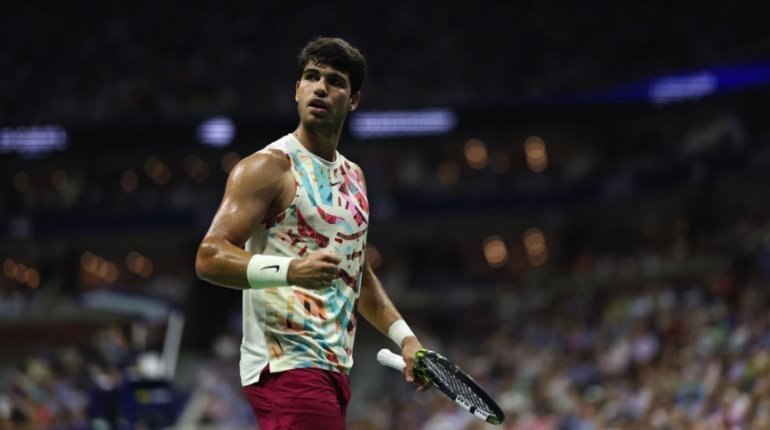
[195,37,426,429]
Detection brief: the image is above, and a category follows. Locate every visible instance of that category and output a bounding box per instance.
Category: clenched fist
[287,251,341,289]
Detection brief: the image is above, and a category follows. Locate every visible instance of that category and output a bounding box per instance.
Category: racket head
[413,350,505,425]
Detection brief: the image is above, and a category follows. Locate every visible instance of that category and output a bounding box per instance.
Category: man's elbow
[195,241,218,282]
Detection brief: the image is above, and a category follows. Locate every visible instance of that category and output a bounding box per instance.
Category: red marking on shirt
[338,182,349,196]
[265,211,287,229]
[317,206,341,224]
[296,207,330,248]
[355,192,369,213]
[337,229,367,241]
[338,269,359,292]
[286,230,303,247]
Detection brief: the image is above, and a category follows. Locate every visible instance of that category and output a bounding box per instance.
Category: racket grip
[377,348,406,371]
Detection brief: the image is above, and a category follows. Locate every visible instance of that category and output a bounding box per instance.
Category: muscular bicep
[205,152,289,247]
[196,151,291,289]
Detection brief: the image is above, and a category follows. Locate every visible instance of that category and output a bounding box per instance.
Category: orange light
[464,139,488,169]
[138,258,153,278]
[523,228,548,266]
[96,260,109,278]
[524,136,548,173]
[483,236,509,268]
[13,263,27,283]
[151,162,172,185]
[26,268,40,289]
[3,259,15,278]
[104,263,118,283]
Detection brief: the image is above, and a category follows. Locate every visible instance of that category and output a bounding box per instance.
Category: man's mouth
[309,99,328,112]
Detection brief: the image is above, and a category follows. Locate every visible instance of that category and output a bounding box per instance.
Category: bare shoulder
[228,148,291,186]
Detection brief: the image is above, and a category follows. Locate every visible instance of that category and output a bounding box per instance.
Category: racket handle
[377,348,406,371]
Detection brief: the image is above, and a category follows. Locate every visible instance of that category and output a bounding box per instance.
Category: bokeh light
[464,138,488,169]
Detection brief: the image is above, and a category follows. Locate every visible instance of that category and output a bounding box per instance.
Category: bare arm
[195,150,340,290]
[359,259,426,388]
[357,260,408,339]
[195,151,288,290]
[354,166,427,388]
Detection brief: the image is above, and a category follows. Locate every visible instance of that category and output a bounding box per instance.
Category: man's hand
[402,336,430,392]
[287,251,341,289]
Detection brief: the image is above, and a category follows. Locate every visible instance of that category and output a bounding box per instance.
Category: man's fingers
[292,252,343,289]
[404,364,415,383]
[320,264,340,275]
[311,280,331,289]
[317,252,342,264]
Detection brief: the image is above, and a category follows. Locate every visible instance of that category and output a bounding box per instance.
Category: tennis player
[195,37,426,429]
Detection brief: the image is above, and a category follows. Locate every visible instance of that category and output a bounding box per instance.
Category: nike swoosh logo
[330,181,342,186]
[261,265,280,272]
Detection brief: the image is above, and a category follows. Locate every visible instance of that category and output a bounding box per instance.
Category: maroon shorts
[242,366,351,430]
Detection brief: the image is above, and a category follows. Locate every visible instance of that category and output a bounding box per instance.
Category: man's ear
[295,81,300,102]
[349,91,361,111]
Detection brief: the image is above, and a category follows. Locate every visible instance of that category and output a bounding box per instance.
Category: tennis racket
[377,348,505,425]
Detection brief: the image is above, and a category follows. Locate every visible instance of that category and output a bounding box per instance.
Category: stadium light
[648,72,717,105]
[0,125,68,157]
[197,116,236,147]
[350,109,457,139]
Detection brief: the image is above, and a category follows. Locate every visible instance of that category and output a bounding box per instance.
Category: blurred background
[2,2,770,429]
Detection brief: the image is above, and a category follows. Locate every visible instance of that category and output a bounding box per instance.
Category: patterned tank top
[240,133,369,385]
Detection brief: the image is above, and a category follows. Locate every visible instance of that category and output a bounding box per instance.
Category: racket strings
[425,359,495,414]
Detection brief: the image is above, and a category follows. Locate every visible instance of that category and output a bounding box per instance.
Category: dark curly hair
[297,37,368,94]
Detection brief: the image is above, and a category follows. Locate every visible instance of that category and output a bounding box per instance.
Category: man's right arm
[195,151,286,290]
[195,150,341,291]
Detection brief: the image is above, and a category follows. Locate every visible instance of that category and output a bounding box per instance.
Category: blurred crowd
[351,201,770,429]
[2,2,769,124]
[0,324,135,429]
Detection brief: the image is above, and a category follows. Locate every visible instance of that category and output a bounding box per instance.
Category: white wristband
[246,255,292,290]
[387,319,415,347]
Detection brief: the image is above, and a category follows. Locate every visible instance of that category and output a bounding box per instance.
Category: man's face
[295,61,360,131]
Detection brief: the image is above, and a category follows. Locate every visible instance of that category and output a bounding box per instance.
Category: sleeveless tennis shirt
[240,133,369,386]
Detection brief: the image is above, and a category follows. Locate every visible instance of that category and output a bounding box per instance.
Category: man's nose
[313,80,328,97]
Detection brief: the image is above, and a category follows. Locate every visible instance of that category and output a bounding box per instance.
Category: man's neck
[292,125,339,162]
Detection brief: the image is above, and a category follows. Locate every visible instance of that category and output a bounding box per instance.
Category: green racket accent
[413,349,429,381]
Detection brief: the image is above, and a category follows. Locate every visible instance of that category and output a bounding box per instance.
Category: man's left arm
[352,164,428,389]
[358,260,428,390]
